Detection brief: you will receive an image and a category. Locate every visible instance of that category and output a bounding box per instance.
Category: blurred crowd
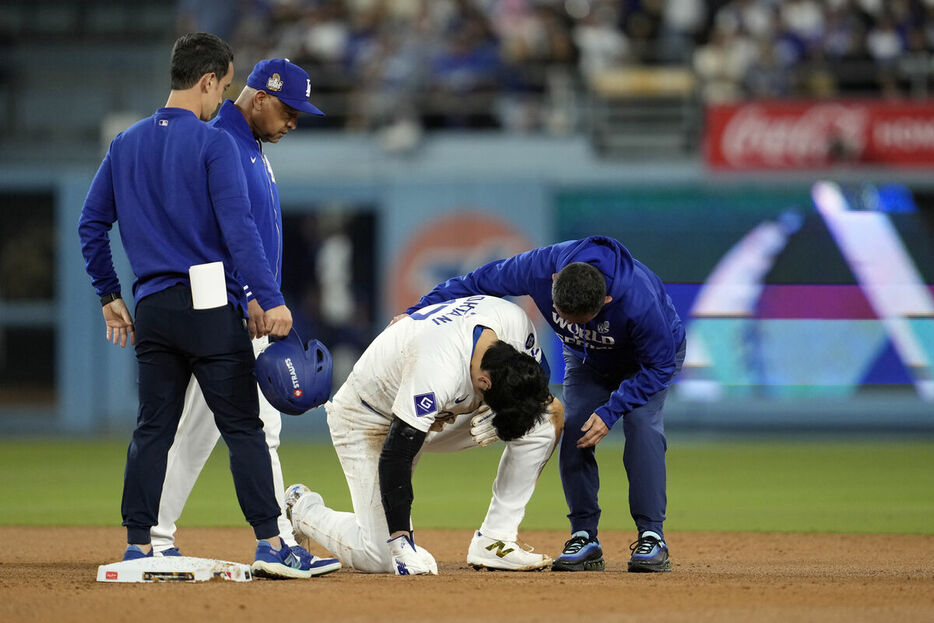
[176,0,934,132]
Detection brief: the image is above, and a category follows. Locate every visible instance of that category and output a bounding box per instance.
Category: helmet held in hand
[256,334,332,415]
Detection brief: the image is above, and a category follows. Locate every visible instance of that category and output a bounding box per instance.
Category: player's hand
[262,304,292,337]
[387,532,438,575]
[389,313,409,326]
[469,406,499,447]
[577,413,609,448]
[102,299,135,348]
[247,298,265,339]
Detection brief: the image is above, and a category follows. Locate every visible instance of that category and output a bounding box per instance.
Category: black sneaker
[627,533,672,572]
[550,532,606,572]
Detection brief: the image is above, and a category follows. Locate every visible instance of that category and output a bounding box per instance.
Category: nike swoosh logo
[251,156,257,163]
[454,396,468,403]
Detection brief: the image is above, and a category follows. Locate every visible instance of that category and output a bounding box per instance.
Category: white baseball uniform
[151,335,295,551]
[290,295,560,572]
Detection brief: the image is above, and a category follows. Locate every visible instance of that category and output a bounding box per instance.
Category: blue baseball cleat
[550,531,606,572]
[628,532,672,573]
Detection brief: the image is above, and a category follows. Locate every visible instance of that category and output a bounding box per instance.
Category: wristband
[100,292,122,307]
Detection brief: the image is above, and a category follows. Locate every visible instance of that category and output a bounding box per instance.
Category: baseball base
[96,556,253,583]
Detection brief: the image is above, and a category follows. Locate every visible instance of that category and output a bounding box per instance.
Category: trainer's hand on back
[577,413,609,448]
[263,305,292,338]
[102,299,135,348]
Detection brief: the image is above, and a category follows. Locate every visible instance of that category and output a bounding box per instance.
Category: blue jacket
[78,107,283,314]
[406,236,685,428]
[209,100,282,294]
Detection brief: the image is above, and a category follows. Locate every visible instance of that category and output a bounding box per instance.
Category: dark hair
[480,341,551,442]
[552,262,606,319]
[170,32,234,90]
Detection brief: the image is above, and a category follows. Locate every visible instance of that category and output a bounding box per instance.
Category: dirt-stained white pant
[151,336,294,550]
[290,375,561,573]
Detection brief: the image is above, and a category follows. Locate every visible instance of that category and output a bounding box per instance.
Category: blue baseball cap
[246,58,325,116]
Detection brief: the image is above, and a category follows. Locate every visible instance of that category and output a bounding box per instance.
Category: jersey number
[408,303,451,321]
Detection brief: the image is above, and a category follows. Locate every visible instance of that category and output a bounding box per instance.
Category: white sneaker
[466,531,552,571]
[285,483,323,551]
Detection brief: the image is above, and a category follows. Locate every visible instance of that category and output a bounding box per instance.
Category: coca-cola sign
[706,101,934,169]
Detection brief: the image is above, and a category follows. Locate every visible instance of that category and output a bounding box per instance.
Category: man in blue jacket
[149,58,340,576]
[78,33,314,578]
[401,236,685,572]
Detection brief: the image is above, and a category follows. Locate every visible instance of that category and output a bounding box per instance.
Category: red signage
[705,100,934,169]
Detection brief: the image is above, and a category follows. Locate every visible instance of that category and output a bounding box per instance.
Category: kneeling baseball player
[285,295,564,574]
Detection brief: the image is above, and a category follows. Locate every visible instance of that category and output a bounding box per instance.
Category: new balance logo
[484,540,515,558]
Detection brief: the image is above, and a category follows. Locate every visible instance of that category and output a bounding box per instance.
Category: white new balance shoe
[466,531,552,571]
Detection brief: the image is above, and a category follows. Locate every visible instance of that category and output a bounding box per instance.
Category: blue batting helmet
[256,334,333,415]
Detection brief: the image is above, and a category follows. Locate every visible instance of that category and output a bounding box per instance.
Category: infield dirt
[1,527,932,622]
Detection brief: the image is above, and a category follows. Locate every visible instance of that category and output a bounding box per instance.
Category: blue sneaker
[155,547,182,557]
[122,545,153,561]
[252,539,341,579]
[550,531,605,572]
[289,544,342,577]
[628,532,672,573]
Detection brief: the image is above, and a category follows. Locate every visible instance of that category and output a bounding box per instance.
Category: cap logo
[305,78,311,98]
[266,73,283,92]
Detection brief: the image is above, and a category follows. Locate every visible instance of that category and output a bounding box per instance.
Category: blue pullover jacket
[406,236,685,428]
[78,107,283,314]
[209,100,281,295]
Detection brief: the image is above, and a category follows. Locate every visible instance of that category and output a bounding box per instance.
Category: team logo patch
[266,73,283,92]
[414,392,437,417]
[158,119,168,126]
[597,321,610,334]
[525,333,535,349]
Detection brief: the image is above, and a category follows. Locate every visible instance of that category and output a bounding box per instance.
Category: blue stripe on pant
[122,285,280,544]
[558,340,685,540]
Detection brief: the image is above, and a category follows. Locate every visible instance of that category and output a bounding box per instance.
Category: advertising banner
[705,100,934,169]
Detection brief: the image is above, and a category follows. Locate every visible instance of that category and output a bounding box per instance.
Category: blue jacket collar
[212,100,260,151]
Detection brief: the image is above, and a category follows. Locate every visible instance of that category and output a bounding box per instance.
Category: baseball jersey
[350,296,548,433]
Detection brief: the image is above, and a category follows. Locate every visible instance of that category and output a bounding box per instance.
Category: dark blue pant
[558,340,685,540]
[122,285,280,544]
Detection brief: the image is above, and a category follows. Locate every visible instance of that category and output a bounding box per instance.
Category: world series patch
[413,392,437,417]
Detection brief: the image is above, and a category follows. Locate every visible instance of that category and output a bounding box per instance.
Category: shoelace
[630,537,660,555]
[561,536,590,554]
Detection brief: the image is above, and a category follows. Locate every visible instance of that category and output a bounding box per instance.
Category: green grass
[1,439,932,534]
